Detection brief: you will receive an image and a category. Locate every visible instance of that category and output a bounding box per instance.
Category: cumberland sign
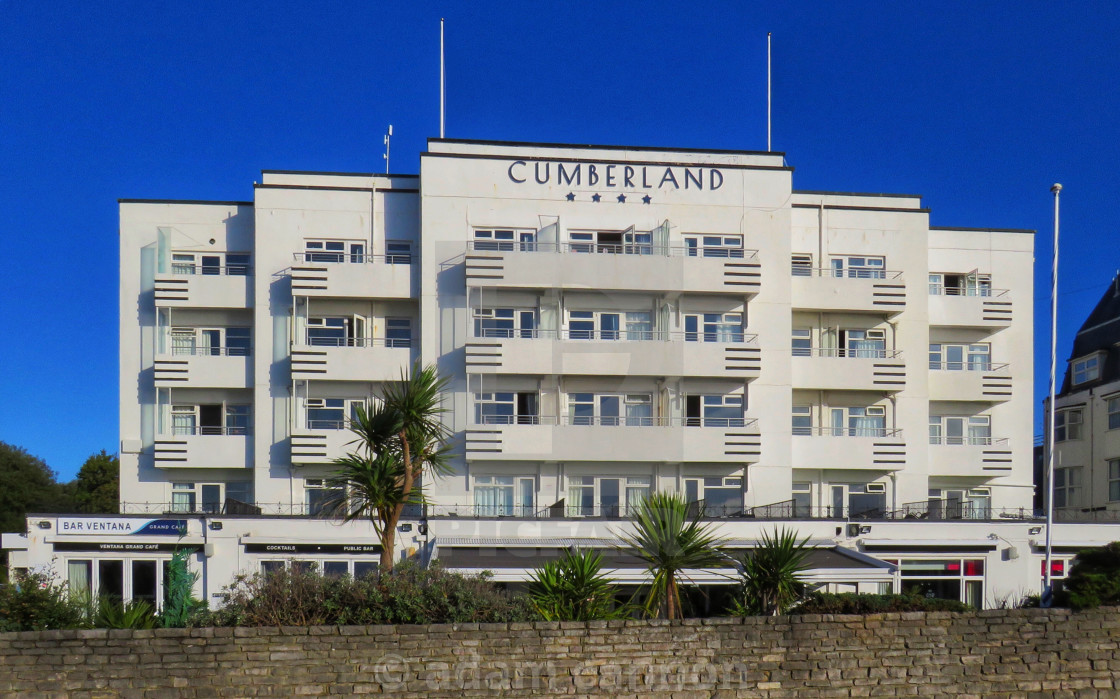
[507,160,724,191]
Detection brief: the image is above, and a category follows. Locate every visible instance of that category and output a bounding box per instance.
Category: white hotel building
[9,138,1117,609]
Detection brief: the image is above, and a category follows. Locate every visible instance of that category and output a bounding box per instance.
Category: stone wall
[2,608,1119,698]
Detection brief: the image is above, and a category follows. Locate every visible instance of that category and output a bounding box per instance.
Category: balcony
[465,331,760,379]
[290,428,354,465]
[289,253,415,299]
[927,287,1012,329]
[464,417,760,463]
[154,348,252,388]
[463,242,760,295]
[792,427,906,470]
[928,437,1012,477]
[154,268,252,309]
[291,339,414,381]
[791,348,905,392]
[153,428,251,469]
[791,268,906,315]
[928,363,1012,403]
[427,500,751,520]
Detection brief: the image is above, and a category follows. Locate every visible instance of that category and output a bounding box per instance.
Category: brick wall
[2,608,1119,697]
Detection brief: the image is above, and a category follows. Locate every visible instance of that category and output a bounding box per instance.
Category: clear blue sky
[1,2,1117,480]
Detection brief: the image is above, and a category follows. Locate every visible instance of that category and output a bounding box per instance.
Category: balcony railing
[467,241,759,259]
[791,266,903,280]
[928,284,1009,298]
[164,426,249,436]
[929,436,1007,446]
[474,328,756,343]
[794,347,903,359]
[300,336,413,348]
[929,361,1008,372]
[426,500,748,520]
[171,264,252,276]
[475,415,758,428]
[168,346,251,356]
[119,501,423,518]
[292,252,412,265]
[793,426,902,438]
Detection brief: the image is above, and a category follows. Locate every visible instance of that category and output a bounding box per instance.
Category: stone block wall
[2,607,1119,697]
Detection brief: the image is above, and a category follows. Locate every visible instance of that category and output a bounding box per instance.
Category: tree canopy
[0,442,70,534]
[72,450,120,514]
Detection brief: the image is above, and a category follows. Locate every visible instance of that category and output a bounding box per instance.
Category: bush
[1065,542,1120,610]
[93,598,158,629]
[195,561,536,627]
[791,592,972,615]
[0,571,87,632]
[527,549,632,621]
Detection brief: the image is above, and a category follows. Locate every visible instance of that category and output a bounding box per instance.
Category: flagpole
[440,18,445,139]
[767,32,772,152]
[1043,182,1062,607]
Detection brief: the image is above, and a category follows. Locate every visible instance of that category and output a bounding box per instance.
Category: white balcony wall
[290,262,415,299]
[154,354,252,388]
[792,355,905,392]
[291,345,414,382]
[153,433,251,469]
[153,273,253,309]
[928,294,1013,329]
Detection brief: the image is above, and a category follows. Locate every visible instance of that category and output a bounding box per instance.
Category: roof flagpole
[767,32,772,152]
[440,18,446,139]
[1043,182,1062,607]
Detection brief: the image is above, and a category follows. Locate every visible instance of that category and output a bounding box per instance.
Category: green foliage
[160,547,202,627]
[72,450,120,514]
[93,597,158,629]
[0,571,88,632]
[1065,542,1120,610]
[195,561,534,627]
[0,442,72,534]
[792,591,972,614]
[618,492,727,620]
[730,528,812,617]
[528,549,631,621]
[327,362,452,571]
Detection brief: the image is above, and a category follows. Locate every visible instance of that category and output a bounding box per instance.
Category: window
[170,482,245,514]
[683,313,743,343]
[839,329,886,358]
[792,406,812,436]
[473,475,535,516]
[792,483,812,517]
[474,392,539,425]
[829,406,886,436]
[791,254,813,277]
[685,394,744,427]
[829,483,887,518]
[307,316,366,347]
[169,403,245,435]
[386,240,412,264]
[567,475,650,517]
[1109,396,1120,430]
[1054,466,1082,508]
[306,398,361,429]
[683,234,744,258]
[1109,459,1120,503]
[1072,356,1100,385]
[473,308,537,338]
[474,229,535,252]
[225,254,250,276]
[568,393,653,426]
[385,318,412,348]
[684,476,743,517]
[171,483,196,513]
[897,558,984,609]
[927,488,990,520]
[305,478,344,516]
[171,252,250,275]
[569,229,649,255]
[303,240,365,263]
[225,405,250,435]
[830,256,885,279]
[567,310,654,341]
[169,327,250,356]
[929,343,990,371]
[791,329,812,357]
[929,272,991,297]
[1055,408,1083,442]
[929,415,990,445]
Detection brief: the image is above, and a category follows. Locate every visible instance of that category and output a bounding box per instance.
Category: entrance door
[198,405,223,435]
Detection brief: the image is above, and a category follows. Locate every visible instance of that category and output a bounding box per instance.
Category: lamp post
[1042,182,1061,607]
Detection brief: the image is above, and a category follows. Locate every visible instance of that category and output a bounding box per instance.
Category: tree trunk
[380,522,397,571]
[380,429,415,573]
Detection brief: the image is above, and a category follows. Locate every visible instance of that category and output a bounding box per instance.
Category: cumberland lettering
[508,161,723,191]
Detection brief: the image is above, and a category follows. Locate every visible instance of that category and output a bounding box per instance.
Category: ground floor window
[889,558,984,609]
[259,559,378,579]
[65,557,167,609]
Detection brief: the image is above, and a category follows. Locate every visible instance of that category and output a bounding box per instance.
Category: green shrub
[94,598,158,629]
[195,561,535,627]
[527,549,632,621]
[160,547,202,628]
[1065,542,1120,610]
[0,571,88,632]
[791,592,972,614]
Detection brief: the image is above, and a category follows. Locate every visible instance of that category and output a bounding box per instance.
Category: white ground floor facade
[6,514,1118,611]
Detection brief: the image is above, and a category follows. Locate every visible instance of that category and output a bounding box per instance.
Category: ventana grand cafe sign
[507,160,725,191]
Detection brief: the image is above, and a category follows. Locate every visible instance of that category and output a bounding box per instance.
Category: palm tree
[617,492,727,620]
[527,548,630,621]
[733,527,812,616]
[325,363,452,571]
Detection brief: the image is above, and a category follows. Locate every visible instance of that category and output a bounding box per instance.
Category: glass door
[599,313,620,340]
[945,417,965,445]
[201,484,222,514]
[599,395,620,426]
[945,345,964,371]
[600,479,621,517]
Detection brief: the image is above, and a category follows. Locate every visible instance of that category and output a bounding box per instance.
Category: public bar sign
[56,518,188,536]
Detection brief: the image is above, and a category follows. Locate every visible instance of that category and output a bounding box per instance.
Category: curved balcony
[791,268,905,315]
[289,253,415,299]
[464,242,760,295]
[928,436,1011,476]
[154,267,252,309]
[792,427,905,471]
[928,362,1012,402]
[154,428,251,469]
[465,330,759,379]
[154,347,252,388]
[291,338,414,381]
[928,287,1012,329]
[792,348,905,392]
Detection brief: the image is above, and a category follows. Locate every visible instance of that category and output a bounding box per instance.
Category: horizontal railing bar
[790,267,903,280]
[473,328,757,343]
[472,416,759,428]
[792,426,903,438]
[292,252,414,265]
[466,241,759,259]
[793,347,903,359]
[929,361,1009,372]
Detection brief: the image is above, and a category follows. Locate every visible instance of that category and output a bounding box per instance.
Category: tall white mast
[1043,182,1062,607]
[767,32,772,152]
[440,18,446,139]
